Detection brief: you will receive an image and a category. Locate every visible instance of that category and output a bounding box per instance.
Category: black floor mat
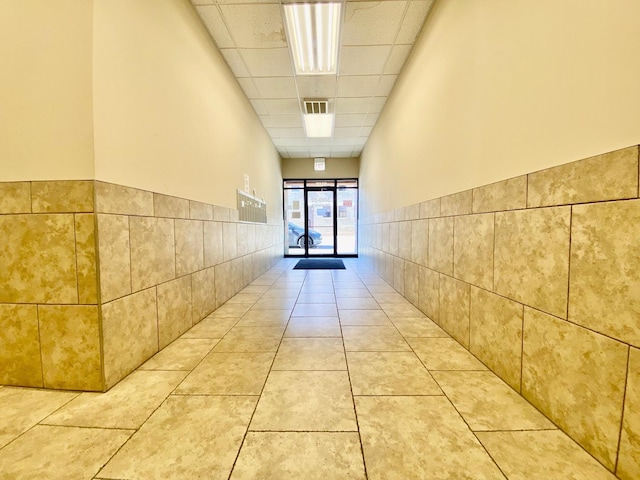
[294,259,346,270]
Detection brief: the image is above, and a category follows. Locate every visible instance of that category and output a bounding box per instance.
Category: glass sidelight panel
[284,187,306,255]
[307,189,335,255]
[337,187,358,254]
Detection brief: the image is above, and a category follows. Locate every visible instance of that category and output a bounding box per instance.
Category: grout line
[566,206,573,321]
[36,305,45,389]
[613,346,631,474]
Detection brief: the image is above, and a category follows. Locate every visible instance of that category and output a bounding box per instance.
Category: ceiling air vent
[303,99,329,115]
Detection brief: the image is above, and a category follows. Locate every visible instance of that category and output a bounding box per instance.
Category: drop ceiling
[191,0,434,158]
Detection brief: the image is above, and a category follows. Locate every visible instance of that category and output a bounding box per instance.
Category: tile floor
[0,259,617,479]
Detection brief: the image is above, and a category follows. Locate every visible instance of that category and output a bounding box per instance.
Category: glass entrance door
[306,188,335,256]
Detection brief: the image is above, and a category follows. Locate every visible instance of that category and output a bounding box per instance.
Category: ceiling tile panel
[287,147,311,157]
[196,6,234,48]
[237,77,260,99]
[396,0,433,44]
[335,97,371,114]
[375,75,398,96]
[266,127,306,138]
[337,76,379,97]
[262,98,301,115]
[241,48,293,77]
[220,49,250,77]
[331,137,361,146]
[219,4,287,48]
[342,1,407,46]
[250,100,268,115]
[253,77,297,98]
[334,127,363,138]
[260,114,303,128]
[335,114,366,128]
[369,97,387,113]
[192,0,215,5]
[360,126,373,136]
[295,76,338,100]
[339,45,392,75]
[364,113,379,127]
[384,44,413,75]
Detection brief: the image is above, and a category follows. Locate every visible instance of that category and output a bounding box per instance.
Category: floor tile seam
[226,274,297,480]
[351,394,446,397]
[471,427,560,433]
[270,368,349,372]
[338,275,370,480]
[35,422,137,433]
[246,428,360,433]
[169,393,261,397]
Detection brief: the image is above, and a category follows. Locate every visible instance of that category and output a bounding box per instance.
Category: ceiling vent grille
[303,99,329,115]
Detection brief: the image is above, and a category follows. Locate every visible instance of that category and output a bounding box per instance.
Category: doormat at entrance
[294,259,345,270]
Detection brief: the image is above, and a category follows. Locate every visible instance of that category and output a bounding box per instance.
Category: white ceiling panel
[384,44,413,75]
[220,49,250,77]
[263,98,301,115]
[335,113,366,128]
[197,6,234,49]
[339,45,392,75]
[253,77,297,98]
[342,1,407,46]
[396,0,433,44]
[335,97,371,114]
[241,48,293,77]
[191,0,434,159]
[295,76,338,99]
[337,75,379,97]
[219,4,287,48]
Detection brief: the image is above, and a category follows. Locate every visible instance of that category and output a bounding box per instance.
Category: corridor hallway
[0,259,615,479]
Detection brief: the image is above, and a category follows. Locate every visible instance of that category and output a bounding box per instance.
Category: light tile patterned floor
[0,259,617,479]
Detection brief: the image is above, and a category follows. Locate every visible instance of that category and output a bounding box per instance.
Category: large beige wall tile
[213,205,230,222]
[618,347,640,480]
[406,203,420,220]
[494,207,570,318]
[470,287,523,392]
[95,181,153,216]
[528,146,639,207]
[153,193,189,219]
[441,190,472,216]
[389,222,399,256]
[454,213,494,290]
[193,266,217,322]
[404,261,419,306]
[190,200,214,220]
[472,175,527,213]
[74,214,97,304]
[0,182,31,213]
[522,307,627,470]
[102,288,158,389]
[130,216,176,292]
[223,222,238,261]
[381,223,390,252]
[0,305,42,387]
[204,221,224,267]
[393,257,405,295]
[411,219,428,266]
[38,305,102,391]
[569,200,640,347]
[418,266,439,321]
[175,219,204,277]
[97,214,131,303]
[398,221,412,259]
[428,217,454,275]
[237,223,249,256]
[31,180,93,213]
[0,214,77,304]
[439,275,470,348]
[419,198,440,218]
[157,276,193,349]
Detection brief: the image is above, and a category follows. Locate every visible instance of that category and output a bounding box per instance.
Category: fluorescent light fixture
[314,158,326,171]
[284,2,342,75]
[303,113,334,137]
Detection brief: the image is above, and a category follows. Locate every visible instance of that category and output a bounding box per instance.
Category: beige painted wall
[282,157,360,179]
[92,0,283,220]
[0,0,95,180]
[360,0,640,215]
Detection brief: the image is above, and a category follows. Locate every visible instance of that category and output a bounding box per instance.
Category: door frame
[283,179,359,258]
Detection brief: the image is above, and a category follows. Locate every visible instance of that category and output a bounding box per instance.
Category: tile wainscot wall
[0,181,281,392]
[359,145,640,480]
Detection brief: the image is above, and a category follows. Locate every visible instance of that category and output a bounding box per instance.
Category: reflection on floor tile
[273,338,346,371]
[212,326,284,352]
[477,430,617,479]
[347,352,442,396]
[409,337,487,370]
[231,432,366,480]
[250,371,357,431]
[0,425,131,480]
[380,303,425,317]
[210,303,252,317]
[43,370,187,429]
[176,352,274,395]
[140,338,218,370]
[180,316,237,338]
[356,396,505,480]
[431,371,555,431]
[337,297,381,310]
[100,396,256,479]
[339,309,391,326]
[292,303,339,317]
[251,297,297,310]
[285,316,342,337]
[0,388,77,448]
[342,326,411,351]
[390,316,448,337]
[236,309,291,327]
[297,293,336,304]
[335,288,372,298]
